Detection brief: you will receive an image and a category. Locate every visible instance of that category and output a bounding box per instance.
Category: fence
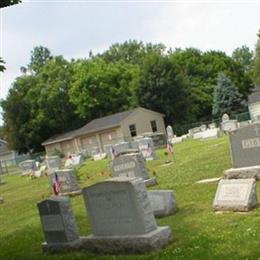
[173,111,251,135]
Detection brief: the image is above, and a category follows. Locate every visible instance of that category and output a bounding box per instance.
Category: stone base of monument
[80,226,172,254]
[42,238,82,253]
[224,166,260,181]
[143,177,157,187]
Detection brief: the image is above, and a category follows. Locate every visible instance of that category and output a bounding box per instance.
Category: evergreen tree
[212,73,244,118]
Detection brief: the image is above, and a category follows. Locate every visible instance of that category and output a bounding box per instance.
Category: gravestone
[111,152,157,187]
[221,114,238,132]
[71,153,84,166]
[229,122,260,168]
[208,123,217,129]
[19,160,37,176]
[148,190,177,218]
[131,137,156,160]
[166,125,174,140]
[46,156,61,175]
[37,197,81,252]
[114,142,131,155]
[49,169,81,196]
[81,177,172,254]
[213,179,257,212]
[201,129,220,140]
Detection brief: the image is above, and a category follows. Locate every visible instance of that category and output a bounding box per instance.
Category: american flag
[52,172,61,195]
[167,142,174,155]
[111,146,117,160]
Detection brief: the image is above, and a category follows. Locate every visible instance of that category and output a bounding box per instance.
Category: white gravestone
[81,177,172,254]
[213,179,257,212]
[37,197,81,253]
[148,190,177,218]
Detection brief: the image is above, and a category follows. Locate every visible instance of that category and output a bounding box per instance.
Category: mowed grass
[1,136,260,259]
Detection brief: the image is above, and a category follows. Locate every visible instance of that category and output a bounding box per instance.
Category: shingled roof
[42,108,138,145]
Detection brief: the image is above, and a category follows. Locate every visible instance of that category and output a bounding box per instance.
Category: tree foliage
[1,40,255,152]
[0,57,5,72]
[0,0,21,8]
[212,73,244,118]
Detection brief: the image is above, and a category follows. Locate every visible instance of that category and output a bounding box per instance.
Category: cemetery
[1,133,260,259]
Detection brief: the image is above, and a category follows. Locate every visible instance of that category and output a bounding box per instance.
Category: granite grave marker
[81,177,172,254]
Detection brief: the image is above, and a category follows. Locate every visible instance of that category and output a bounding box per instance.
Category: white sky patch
[0,1,259,102]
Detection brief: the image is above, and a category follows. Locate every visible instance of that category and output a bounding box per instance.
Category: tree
[138,52,191,127]
[1,52,83,153]
[28,46,52,74]
[0,57,5,72]
[0,0,21,8]
[69,58,139,120]
[232,45,254,73]
[254,30,260,85]
[212,73,244,118]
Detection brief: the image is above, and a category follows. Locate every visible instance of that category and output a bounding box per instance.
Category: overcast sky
[0,0,259,100]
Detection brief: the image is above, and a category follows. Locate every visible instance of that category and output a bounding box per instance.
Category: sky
[0,0,259,101]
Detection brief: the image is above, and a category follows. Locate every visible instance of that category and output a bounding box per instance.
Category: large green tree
[212,73,244,118]
[138,52,191,127]
[70,58,139,120]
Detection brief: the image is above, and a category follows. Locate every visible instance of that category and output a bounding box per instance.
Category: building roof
[42,107,165,146]
[248,85,260,104]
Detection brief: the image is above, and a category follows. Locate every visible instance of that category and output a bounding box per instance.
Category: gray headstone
[82,177,157,236]
[49,169,80,195]
[131,138,156,160]
[37,197,79,244]
[213,179,257,212]
[111,152,149,180]
[19,160,37,173]
[113,142,131,155]
[148,190,177,218]
[46,156,61,174]
[229,123,260,168]
[224,165,260,181]
[81,177,172,254]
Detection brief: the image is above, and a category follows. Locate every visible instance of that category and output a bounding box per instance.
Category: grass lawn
[1,135,260,259]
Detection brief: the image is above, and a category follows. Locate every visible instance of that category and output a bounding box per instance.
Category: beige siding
[45,143,62,155]
[120,109,165,139]
[79,134,100,154]
[60,140,76,156]
[100,128,123,147]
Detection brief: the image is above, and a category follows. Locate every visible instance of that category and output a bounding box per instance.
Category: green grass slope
[0,136,260,259]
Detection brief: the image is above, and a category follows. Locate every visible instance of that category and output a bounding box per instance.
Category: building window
[129,124,137,137]
[150,120,157,132]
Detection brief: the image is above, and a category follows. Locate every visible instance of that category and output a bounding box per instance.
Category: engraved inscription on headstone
[46,156,61,174]
[229,123,260,167]
[213,179,257,212]
[111,153,149,180]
